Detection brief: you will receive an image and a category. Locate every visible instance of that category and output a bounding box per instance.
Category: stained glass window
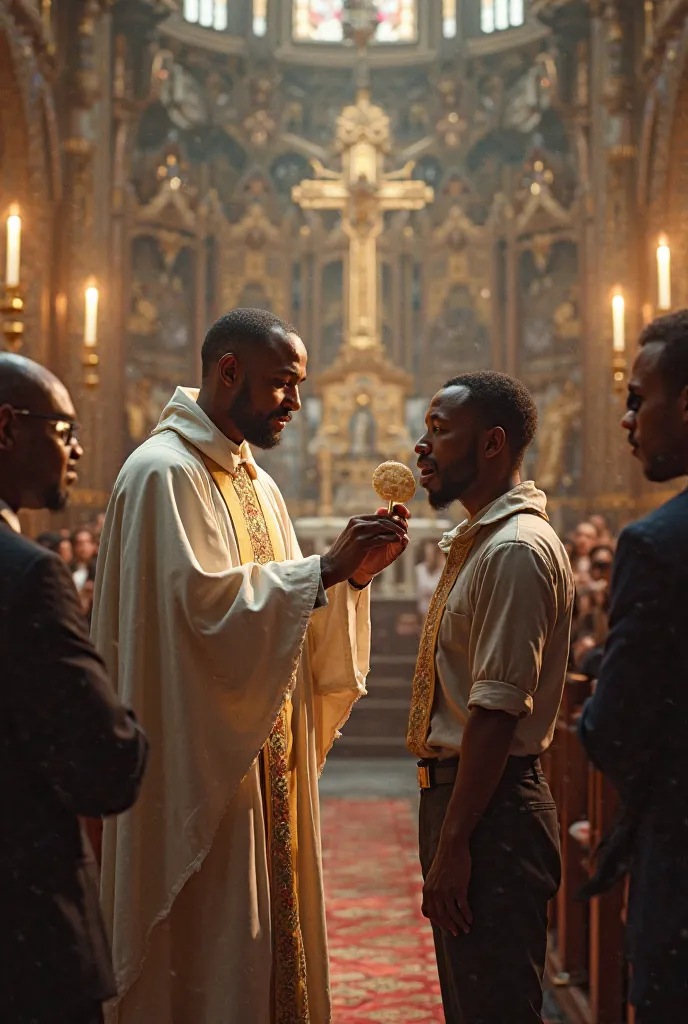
[481,0,524,33]
[253,0,267,36]
[292,0,417,44]
[183,0,228,31]
[443,0,457,38]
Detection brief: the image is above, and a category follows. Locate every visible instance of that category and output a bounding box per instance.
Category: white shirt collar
[439,481,548,552]
[0,500,21,534]
[152,386,258,478]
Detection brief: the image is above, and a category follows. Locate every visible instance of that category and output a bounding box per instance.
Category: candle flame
[612,290,626,354]
[84,279,99,347]
[657,237,672,311]
[5,204,22,288]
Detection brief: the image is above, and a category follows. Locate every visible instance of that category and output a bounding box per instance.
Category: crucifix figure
[292,89,433,351]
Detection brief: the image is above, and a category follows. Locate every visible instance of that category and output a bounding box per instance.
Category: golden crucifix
[292,90,433,352]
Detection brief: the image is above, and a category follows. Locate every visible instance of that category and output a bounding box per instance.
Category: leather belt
[417,758,459,790]
[417,754,541,790]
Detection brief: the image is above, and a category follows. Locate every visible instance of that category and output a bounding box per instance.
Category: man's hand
[320,509,409,590]
[422,839,473,937]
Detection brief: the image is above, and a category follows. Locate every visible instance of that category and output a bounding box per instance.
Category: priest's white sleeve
[92,451,324,857]
[260,471,373,769]
[306,583,371,769]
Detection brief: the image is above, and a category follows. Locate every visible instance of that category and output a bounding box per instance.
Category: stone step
[366,678,412,700]
[329,734,410,757]
[370,653,417,667]
[353,697,409,711]
[333,597,420,756]
[339,696,409,739]
[369,676,415,688]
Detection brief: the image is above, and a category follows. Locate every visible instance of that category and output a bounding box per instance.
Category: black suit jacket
[579,489,688,1011]
[0,524,148,1022]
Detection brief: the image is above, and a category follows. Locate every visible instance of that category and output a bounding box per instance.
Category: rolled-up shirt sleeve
[467,541,555,717]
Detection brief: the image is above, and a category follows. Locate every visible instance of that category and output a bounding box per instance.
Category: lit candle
[5,205,21,288]
[84,281,99,347]
[612,291,625,354]
[657,237,672,311]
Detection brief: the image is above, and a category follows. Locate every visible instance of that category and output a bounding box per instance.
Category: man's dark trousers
[419,757,561,1024]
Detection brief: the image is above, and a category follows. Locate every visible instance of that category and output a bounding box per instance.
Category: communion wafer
[372,461,416,505]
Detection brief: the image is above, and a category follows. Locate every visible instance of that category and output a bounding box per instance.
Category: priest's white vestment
[91,387,371,1024]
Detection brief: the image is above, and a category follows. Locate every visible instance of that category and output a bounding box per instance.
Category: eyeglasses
[591,561,612,572]
[12,409,80,447]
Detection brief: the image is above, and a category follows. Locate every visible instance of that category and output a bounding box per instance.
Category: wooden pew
[587,769,625,1023]
[554,675,590,985]
[545,674,632,1024]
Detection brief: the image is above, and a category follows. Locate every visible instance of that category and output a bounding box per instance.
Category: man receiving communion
[410,371,573,1024]
[92,308,409,1023]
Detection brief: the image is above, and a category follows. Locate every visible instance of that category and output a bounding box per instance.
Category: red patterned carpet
[322,797,444,1023]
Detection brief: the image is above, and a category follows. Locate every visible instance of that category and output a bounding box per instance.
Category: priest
[92,308,409,1024]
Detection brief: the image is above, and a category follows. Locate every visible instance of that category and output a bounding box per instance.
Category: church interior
[2,0,686,1021]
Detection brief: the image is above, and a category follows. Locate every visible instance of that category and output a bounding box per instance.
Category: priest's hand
[353,505,411,581]
[320,508,409,590]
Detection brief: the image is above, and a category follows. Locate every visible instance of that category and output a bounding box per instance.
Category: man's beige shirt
[427,482,574,758]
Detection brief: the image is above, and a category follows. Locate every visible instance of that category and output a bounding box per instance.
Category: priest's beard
[428,441,480,511]
[229,379,284,450]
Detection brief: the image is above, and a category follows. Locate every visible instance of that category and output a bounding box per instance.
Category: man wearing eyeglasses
[0,352,149,1024]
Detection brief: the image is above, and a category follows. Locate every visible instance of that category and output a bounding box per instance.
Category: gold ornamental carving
[217,201,287,316]
[534,380,582,492]
[310,356,415,516]
[426,204,489,322]
[292,89,430,513]
[335,92,391,154]
[293,89,433,353]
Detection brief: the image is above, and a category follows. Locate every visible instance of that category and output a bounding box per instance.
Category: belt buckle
[417,764,431,790]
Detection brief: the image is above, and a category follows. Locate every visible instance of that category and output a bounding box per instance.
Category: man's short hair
[72,527,94,542]
[590,544,614,563]
[201,308,297,376]
[36,531,62,550]
[639,310,688,395]
[443,370,538,467]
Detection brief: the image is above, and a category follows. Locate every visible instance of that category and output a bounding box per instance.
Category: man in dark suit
[0,353,148,1024]
[579,310,688,1023]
